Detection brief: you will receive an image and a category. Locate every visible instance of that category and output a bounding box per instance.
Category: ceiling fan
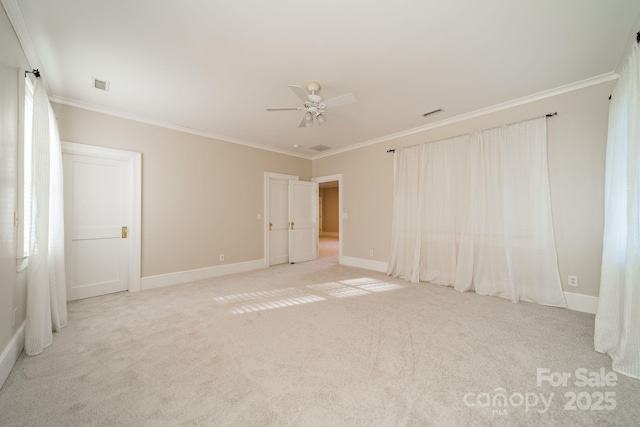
[266,81,357,128]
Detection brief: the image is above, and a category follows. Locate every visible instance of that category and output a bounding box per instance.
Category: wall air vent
[92,77,110,92]
[310,144,331,152]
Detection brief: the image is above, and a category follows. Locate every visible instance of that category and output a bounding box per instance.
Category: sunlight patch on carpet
[215,278,405,314]
[230,295,325,314]
[213,287,298,304]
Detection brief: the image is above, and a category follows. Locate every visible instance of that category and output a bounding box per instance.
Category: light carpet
[1,254,639,426]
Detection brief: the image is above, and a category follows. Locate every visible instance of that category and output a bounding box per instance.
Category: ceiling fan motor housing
[306,81,321,93]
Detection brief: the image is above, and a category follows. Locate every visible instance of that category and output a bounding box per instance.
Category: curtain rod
[25,69,40,78]
[386,112,558,153]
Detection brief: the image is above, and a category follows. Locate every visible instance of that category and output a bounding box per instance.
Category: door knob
[269,222,273,231]
[290,221,295,230]
[121,226,128,239]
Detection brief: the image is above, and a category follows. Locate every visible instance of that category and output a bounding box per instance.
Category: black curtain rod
[25,69,40,78]
[387,112,558,153]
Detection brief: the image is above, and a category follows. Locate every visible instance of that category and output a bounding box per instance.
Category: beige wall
[313,82,614,297]
[53,104,311,277]
[0,5,30,361]
[320,187,339,233]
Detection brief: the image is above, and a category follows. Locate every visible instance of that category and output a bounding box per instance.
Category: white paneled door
[63,150,133,301]
[266,175,318,266]
[288,180,318,263]
[268,178,290,266]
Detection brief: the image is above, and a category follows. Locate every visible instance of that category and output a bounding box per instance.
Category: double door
[268,179,318,265]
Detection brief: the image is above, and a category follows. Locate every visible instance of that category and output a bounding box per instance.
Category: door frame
[263,172,298,267]
[312,174,343,264]
[62,141,142,293]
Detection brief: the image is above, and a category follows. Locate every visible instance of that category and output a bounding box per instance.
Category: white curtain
[25,79,67,356]
[388,118,566,307]
[594,42,640,379]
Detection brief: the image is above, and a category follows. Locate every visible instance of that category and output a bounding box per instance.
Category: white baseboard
[0,322,25,390]
[141,259,265,291]
[341,256,389,273]
[337,259,599,315]
[564,291,598,314]
[320,232,339,237]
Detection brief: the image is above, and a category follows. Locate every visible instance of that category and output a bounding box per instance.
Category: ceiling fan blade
[322,93,357,108]
[288,85,309,102]
[298,115,312,128]
[266,107,301,111]
[322,110,348,124]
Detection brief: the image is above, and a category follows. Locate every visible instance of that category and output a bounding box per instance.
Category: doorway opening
[312,174,343,264]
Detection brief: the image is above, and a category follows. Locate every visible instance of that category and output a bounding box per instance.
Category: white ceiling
[9,0,640,158]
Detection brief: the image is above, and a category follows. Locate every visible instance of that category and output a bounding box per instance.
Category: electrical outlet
[219,254,225,262]
[369,249,374,257]
[342,212,348,219]
[257,213,261,220]
[568,275,578,287]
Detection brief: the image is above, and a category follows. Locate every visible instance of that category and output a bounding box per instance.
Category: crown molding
[49,96,313,160]
[311,72,619,160]
[4,0,309,160]
[1,0,52,93]
[2,0,39,67]
[5,0,617,164]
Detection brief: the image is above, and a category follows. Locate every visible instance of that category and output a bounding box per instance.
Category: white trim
[563,291,599,314]
[4,0,617,162]
[312,72,620,160]
[51,73,618,162]
[16,69,27,272]
[61,141,142,293]
[312,174,343,264]
[50,97,312,160]
[0,322,25,389]
[1,0,53,95]
[141,259,264,291]
[320,232,339,237]
[264,172,299,268]
[1,1,38,64]
[342,256,389,273]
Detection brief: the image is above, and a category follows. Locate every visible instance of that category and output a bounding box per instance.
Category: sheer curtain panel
[25,79,67,356]
[389,118,565,307]
[594,42,640,379]
[388,145,423,283]
[419,136,470,286]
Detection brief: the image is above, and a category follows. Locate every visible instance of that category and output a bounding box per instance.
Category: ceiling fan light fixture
[266,81,356,129]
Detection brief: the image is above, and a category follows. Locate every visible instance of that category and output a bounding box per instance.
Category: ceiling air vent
[310,144,331,152]
[422,108,443,117]
[92,77,110,92]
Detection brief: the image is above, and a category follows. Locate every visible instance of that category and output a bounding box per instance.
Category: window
[17,75,34,271]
